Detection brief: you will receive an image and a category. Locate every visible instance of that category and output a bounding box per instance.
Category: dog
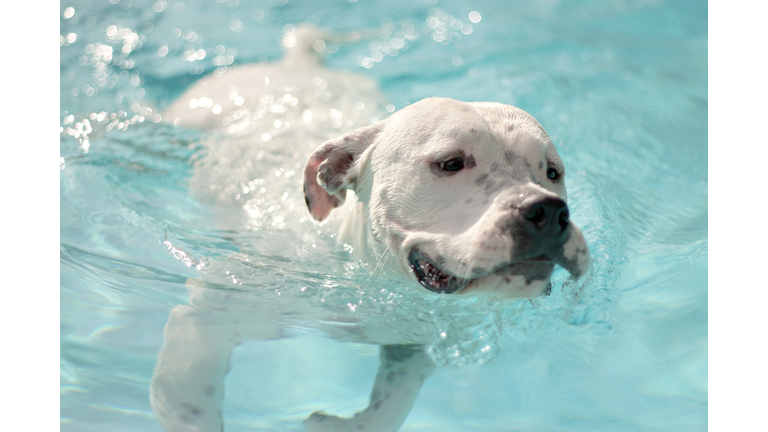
[150,26,589,432]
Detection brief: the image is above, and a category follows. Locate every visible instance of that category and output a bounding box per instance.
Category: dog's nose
[520,195,569,236]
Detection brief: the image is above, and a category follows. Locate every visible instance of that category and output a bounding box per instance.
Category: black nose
[521,195,569,235]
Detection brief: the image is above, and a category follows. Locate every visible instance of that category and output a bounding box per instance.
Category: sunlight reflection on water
[60,1,707,431]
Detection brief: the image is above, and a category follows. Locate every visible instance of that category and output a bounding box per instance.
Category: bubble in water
[229,19,243,32]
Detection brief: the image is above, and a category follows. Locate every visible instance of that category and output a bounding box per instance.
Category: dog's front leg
[150,303,238,432]
[304,344,435,432]
[150,277,287,431]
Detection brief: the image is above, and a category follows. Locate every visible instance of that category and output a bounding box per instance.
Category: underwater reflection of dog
[150,26,589,432]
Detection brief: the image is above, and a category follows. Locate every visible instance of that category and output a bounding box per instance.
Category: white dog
[151,26,589,432]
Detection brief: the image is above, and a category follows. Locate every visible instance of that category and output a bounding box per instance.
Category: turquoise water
[60,0,707,431]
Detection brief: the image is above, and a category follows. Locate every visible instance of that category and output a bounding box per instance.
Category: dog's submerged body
[151,27,589,432]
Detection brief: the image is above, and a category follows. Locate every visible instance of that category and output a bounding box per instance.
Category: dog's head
[304,97,589,297]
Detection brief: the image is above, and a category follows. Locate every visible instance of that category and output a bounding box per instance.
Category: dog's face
[304,98,589,298]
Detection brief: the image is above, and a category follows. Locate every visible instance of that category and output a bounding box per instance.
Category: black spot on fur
[504,151,532,172]
[385,367,408,383]
[475,173,488,185]
[371,388,382,402]
[539,161,544,170]
[180,402,203,417]
[465,154,477,168]
[205,385,215,396]
[504,151,517,166]
[500,262,555,287]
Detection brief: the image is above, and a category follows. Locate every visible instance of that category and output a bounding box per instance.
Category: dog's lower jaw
[458,271,552,298]
[408,247,556,297]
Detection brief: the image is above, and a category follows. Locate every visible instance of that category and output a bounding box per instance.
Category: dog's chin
[408,249,558,297]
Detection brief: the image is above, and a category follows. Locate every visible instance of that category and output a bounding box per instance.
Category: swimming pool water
[60,0,707,431]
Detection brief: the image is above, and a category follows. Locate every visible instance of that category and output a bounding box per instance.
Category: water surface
[60,1,707,431]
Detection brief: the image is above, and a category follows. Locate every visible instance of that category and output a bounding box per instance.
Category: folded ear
[303,123,383,221]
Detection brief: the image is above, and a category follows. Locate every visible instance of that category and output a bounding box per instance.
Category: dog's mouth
[408,249,467,294]
[408,249,556,294]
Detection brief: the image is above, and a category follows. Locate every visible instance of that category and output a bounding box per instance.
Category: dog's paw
[303,411,354,432]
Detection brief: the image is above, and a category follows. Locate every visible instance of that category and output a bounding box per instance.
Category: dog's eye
[439,158,464,172]
[546,168,559,180]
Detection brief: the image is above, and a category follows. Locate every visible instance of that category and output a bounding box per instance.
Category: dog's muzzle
[408,189,587,294]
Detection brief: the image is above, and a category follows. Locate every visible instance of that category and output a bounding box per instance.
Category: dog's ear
[303,123,383,221]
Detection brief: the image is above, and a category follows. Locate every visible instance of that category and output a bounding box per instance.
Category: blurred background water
[59,0,707,431]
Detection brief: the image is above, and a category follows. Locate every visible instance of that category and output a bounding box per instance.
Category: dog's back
[165,25,387,231]
[164,25,385,135]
